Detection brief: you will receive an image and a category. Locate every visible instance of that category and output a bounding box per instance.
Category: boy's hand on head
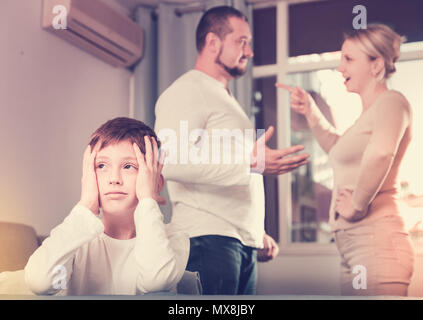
[133,137,167,205]
[78,145,100,215]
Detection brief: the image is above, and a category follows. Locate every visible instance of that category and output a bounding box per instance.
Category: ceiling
[115,0,206,10]
[114,0,323,13]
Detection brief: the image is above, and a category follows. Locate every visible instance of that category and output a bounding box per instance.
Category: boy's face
[95,140,139,215]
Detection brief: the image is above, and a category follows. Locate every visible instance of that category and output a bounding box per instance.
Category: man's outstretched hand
[251,126,309,175]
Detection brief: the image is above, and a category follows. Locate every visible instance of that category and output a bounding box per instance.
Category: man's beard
[215,50,247,78]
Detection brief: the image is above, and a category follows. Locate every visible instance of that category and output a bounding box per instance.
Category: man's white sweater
[155,70,265,248]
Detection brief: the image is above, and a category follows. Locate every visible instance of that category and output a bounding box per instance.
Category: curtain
[133,0,253,221]
[133,7,158,128]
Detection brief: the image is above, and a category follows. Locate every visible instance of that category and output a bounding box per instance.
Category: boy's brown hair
[88,117,160,154]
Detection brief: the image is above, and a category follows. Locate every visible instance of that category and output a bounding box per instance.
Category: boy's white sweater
[24,198,189,295]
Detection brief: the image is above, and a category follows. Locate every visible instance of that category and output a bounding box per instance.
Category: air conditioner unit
[42,0,144,68]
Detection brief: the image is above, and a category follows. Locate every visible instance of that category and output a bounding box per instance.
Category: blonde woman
[278,24,414,296]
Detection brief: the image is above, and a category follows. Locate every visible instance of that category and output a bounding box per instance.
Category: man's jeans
[186,235,257,295]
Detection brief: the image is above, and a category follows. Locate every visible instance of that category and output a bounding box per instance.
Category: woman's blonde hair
[344,24,406,80]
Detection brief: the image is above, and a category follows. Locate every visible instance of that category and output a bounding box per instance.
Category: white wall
[0,0,131,236]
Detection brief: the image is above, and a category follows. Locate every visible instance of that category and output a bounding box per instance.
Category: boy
[24,117,189,295]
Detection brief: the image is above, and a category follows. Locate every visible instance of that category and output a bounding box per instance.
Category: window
[253,76,279,241]
[390,57,423,243]
[287,69,361,244]
[286,51,423,244]
[252,2,423,250]
[253,7,276,66]
[252,5,278,241]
